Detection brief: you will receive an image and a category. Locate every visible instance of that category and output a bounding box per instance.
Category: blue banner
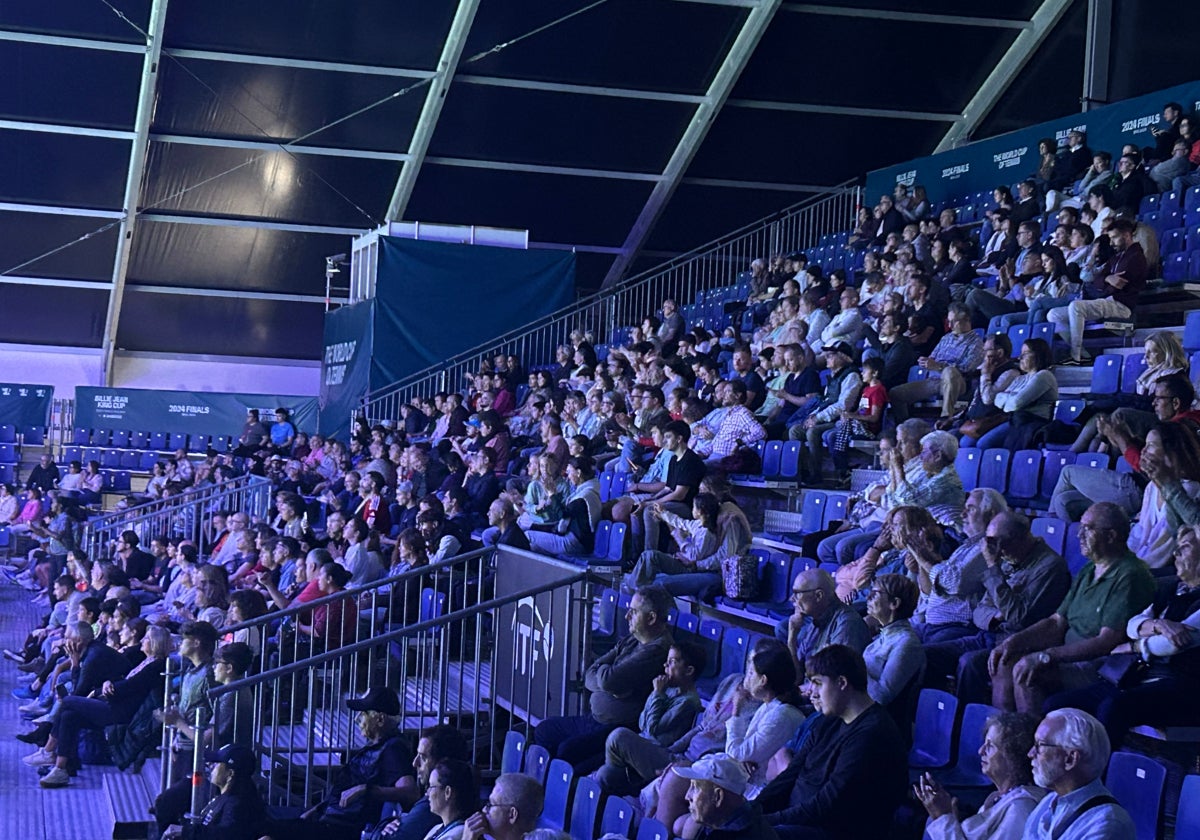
[318,300,374,440]
[0,383,53,429]
[74,387,318,440]
[865,79,1200,208]
[372,238,576,386]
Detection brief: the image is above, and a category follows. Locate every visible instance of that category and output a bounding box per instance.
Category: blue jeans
[816,527,879,566]
[1025,294,1073,325]
[534,714,615,772]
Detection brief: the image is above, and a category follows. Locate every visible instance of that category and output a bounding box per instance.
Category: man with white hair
[909,488,1007,649]
[1021,708,1135,839]
[462,772,543,840]
[881,431,965,515]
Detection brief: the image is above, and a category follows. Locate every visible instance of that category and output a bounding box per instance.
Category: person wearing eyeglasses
[776,568,870,683]
[369,725,468,840]
[1021,708,1136,839]
[417,759,477,840]
[461,773,543,840]
[987,503,1155,714]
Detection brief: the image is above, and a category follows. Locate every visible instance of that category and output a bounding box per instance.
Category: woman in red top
[828,356,888,483]
[298,562,357,653]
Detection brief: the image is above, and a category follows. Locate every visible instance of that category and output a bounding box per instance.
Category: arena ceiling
[2,0,1198,369]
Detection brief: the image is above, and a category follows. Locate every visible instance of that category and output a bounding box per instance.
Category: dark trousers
[155,776,212,838]
[53,695,117,769]
[533,714,617,774]
[1046,674,1200,748]
[922,630,996,690]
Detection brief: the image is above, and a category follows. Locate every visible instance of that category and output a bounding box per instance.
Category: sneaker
[2,648,26,663]
[1058,356,1085,367]
[39,765,70,787]
[17,657,45,674]
[18,700,48,716]
[11,686,35,700]
[31,712,55,725]
[22,747,55,767]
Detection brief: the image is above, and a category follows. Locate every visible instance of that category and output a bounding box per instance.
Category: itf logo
[511,596,555,677]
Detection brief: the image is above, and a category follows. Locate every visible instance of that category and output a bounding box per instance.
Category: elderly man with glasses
[775,568,870,682]
[887,302,986,422]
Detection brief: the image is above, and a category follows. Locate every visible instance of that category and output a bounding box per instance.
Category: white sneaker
[39,765,70,787]
[22,748,54,767]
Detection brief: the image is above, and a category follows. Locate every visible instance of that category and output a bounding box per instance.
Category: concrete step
[101,771,154,840]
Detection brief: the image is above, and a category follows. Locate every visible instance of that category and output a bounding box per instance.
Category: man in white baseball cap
[674,753,777,840]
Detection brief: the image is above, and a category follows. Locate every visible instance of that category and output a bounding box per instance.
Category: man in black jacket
[758,645,907,840]
[675,754,778,840]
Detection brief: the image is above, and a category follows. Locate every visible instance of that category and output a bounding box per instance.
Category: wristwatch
[1037,652,1052,666]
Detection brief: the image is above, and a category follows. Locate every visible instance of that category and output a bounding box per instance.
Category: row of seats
[61,447,168,472]
[69,428,235,453]
[501,732,658,840]
[0,425,45,446]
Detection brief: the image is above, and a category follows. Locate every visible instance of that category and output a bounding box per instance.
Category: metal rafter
[387,0,481,221]
[725,99,958,122]
[936,0,1075,152]
[673,0,1030,28]
[602,0,781,288]
[100,0,169,386]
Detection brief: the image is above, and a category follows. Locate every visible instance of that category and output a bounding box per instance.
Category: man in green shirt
[986,502,1155,713]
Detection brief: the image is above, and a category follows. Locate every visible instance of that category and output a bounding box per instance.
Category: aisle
[0,580,114,840]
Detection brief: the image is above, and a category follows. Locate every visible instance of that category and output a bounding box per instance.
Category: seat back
[720,627,752,680]
[599,471,614,503]
[599,796,634,838]
[524,744,550,784]
[567,776,602,840]
[168,432,189,451]
[954,703,1001,785]
[636,817,670,840]
[1040,451,1074,498]
[605,522,627,563]
[763,553,790,604]
[955,449,981,491]
[908,689,958,768]
[676,612,700,636]
[1175,774,1200,840]
[0,424,14,444]
[541,759,574,829]
[800,490,827,533]
[1053,399,1086,425]
[760,440,784,479]
[593,588,618,637]
[979,448,1011,493]
[1106,751,1166,840]
[1121,353,1148,394]
[824,491,849,527]
[501,730,526,774]
[590,521,612,558]
[611,470,628,499]
[697,619,724,679]
[1090,354,1122,395]
[1075,453,1109,471]
[1007,450,1041,499]
[778,441,801,481]
[1064,522,1086,574]
[1031,518,1068,555]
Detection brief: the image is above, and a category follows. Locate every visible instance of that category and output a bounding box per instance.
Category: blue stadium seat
[601,521,627,567]
[109,430,130,448]
[1065,522,1085,574]
[139,452,160,471]
[188,434,210,452]
[579,521,612,566]
[824,491,849,527]
[1185,311,1200,352]
[1006,324,1030,355]
[21,426,44,446]
[599,471,614,502]
[1052,399,1085,426]
[568,776,602,840]
[1186,185,1200,211]
[636,817,671,840]
[1141,210,1160,230]
[130,431,149,450]
[0,425,14,443]
[1163,252,1189,284]
[1186,207,1200,228]
[524,744,550,784]
[1031,517,1068,555]
[1121,353,1147,394]
[1191,250,1200,283]
[62,446,81,463]
[168,432,188,450]
[539,759,574,829]
[1007,450,1041,500]
[0,464,15,485]
[979,449,1010,493]
[1138,194,1160,215]
[72,427,90,446]
[1029,321,1055,347]
[1158,207,1183,232]
[760,440,784,480]
[934,703,1001,788]
[1075,453,1109,471]
[955,449,981,492]
[599,797,634,838]
[696,619,724,679]
[100,449,121,468]
[1036,448,1075,501]
[747,552,791,615]
[1175,774,1200,840]
[149,432,168,451]
[907,365,930,383]
[778,441,802,482]
[501,730,526,774]
[1187,225,1200,252]
[1161,227,1186,255]
[909,689,958,769]
[0,444,16,465]
[800,491,827,534]
[610,470,628,499]
[676,612,700,637]
[92,429,111,446]
[1106,751,1166,840]
[1090,354,1122,395]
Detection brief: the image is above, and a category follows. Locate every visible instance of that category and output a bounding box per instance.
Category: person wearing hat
[160,744,265,840]
[263,687,415,840]
[367,724,468,840]
[674,754,777,840]
[787,341,862,483]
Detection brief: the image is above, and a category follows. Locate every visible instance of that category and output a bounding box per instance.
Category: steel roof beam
[603,0,782,288]
[680,177,833,192]
[0,29,144,53]
[100,0,169,387]
[936,0,1074,152]
[0,201,124,219]
[456,74,707,104]
[780,4,1031,29]
[387,0,481,221]
[149,132,410,161]
[0,118,135,139]
[0,275,114,290]
[726,99,959,122]
[163,48,436,80]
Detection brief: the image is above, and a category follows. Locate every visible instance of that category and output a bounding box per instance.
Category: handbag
[959,412,1007,440]
[1098,652,1147,689]
[720,553,759,600]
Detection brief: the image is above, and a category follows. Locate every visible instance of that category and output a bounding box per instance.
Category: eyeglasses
[1032,741,1067,753]
[790,588,820,600]
[485,802,517,811]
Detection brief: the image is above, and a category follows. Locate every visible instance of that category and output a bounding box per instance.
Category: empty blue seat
[1075,453,1109,471]
[636,817,670,840]
[1186,185,1200,211]
[0,424,14,443]
[524,744,550,784]
[1006,324,1030,354]
[1007,450,1041,500]
[611,470,628,499]
[109,430,130,448]
[72,427,90,446]
[1064,522,1085,574]
[1187,225,1200,252]
[1175,774,1200,840]
[140,451,161,471]
[539,759,574,829]
[1031,517,1068,555]
[100,449,121,468]
[955,449,981,492]
[676,612,700,636]
[1186,311,1200,352]
[579,521,611,565]
[62,446,81,463]
[0,464,14,485]
[1161,227,1186,255]
[130,431,149,450]
[778,441,802,482]
[600,521,627,567]
[760,440,784,480]
[149,432,168,451]
[1090,354,1121,395]
[593,588,618,638]
[1053,399,1086,425]
[1106,751,1166,840]
[0,444,17,464]
[568,776,602,840]
[1186,207,1200,228]
[92,429,111,446]
[599,471,614,502]
[599,796,634,838]
[188,434,209,452]
[800,491,827,533]
[1163,252,1190,284]
[1159,207,1183,231]
[501,730,526,774]
[909,689,958,769]
[979,449,1010,493]
[21,426,44,446]
[697,619,724,679]
[1029,321,1055,346]
[168,432,188,451]
[824,492,849,527]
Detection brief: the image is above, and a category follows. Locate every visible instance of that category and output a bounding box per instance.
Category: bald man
[775,569,870,681]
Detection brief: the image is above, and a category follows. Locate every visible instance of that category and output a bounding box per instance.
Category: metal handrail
[360,180,861,423]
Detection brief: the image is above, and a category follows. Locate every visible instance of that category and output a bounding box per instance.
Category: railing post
[186,707,209,828]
